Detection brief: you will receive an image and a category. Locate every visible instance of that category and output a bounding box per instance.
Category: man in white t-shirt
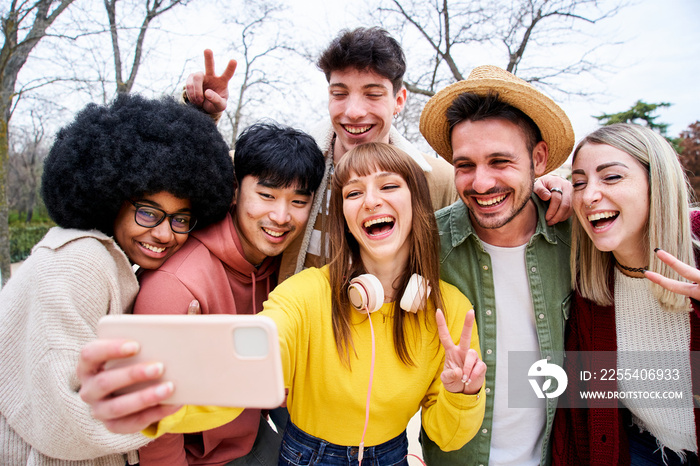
[419,66,575,466]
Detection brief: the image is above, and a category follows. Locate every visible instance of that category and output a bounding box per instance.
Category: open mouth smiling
[474,193,507,207]
[263,227,288,238]
[587,211,619,230]
[363,216,395,237]
[343,124,372,135]
[140,242,166,253]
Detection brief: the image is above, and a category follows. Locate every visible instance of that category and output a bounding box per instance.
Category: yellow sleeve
[142,405,244,438]
[140,269,322,440]
[420,284,486,451]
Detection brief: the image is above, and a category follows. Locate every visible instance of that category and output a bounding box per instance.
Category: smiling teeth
[345,125,371,134]
[263,228,285,237]
[141,243,165,253]
[364,216,393,228]
[476,194,506,206]
[587,211,617,222]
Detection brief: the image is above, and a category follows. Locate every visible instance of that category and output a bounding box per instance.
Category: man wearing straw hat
[418,65,575,466]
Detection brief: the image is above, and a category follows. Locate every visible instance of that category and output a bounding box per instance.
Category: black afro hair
[41,94,234,235]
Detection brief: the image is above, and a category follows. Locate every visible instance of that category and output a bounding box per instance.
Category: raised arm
[185,49,237,116]
[436,309,487,395]
[421,299,486,451]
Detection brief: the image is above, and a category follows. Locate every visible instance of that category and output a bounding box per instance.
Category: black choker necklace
[616,262,648,274]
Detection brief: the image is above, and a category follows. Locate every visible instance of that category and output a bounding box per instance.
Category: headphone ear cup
[400,274,432,313]
[348,274,384,314]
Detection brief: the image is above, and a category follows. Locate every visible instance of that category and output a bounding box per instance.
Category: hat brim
[419,73,574,175]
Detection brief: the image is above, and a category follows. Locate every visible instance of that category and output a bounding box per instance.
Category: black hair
[233,122,325,194]
[317,27,406,94]
[446,92,543,153]
[41,93,234,235]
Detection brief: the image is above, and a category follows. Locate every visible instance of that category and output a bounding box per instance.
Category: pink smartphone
[97,314,285,409]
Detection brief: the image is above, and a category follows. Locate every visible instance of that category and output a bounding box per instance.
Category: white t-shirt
[481,241,545,466]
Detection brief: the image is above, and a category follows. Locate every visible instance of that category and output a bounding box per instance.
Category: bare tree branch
[0,0,76,284]
[373,0,623,96]
[369,0,626,144]
[103,0,189,95]
[217,0,297,142]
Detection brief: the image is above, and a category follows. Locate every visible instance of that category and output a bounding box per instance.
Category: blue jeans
[279,421,408,465]
[627,421,699,465]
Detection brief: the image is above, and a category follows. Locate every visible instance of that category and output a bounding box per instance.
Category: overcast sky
[282,0,700,142]
[559,0,700,139]
[16,0,700,147]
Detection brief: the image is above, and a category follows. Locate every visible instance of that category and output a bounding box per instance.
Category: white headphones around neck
[348,273,431,314]
[347,272,432,464]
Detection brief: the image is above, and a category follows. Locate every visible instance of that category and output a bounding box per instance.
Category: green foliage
[9,223,53,263]
[595,100,671,135]
[9,205,52,225]
[594,100,682,151]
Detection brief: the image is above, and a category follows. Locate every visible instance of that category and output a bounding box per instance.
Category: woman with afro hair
[0,93,234,466]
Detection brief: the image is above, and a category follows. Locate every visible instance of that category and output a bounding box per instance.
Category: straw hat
[419,65,574,174]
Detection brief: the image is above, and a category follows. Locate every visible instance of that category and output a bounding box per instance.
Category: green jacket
[421,196,572,466]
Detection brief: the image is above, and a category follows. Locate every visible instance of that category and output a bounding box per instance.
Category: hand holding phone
[97,314,285,408]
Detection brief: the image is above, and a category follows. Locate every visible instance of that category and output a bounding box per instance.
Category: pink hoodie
[133,210,279,466]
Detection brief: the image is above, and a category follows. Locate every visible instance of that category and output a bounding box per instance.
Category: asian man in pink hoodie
[133,122,324,466]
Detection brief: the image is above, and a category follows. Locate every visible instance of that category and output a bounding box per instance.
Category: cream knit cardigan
[0,227,150,465]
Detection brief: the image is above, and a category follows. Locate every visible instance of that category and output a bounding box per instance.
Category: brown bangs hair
[329,142,444,366]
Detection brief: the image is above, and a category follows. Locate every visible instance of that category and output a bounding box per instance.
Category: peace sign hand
[645,248,700,301]
[185,49,237,115]
[436,309,487,395]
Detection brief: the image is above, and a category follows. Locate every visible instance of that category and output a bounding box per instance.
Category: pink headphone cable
[358,310,376,465]
[350,274,428,466]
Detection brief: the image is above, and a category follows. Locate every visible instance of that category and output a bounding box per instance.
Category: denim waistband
[284,421,408,461]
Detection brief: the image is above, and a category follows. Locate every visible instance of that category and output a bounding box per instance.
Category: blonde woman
[553,123,700,465]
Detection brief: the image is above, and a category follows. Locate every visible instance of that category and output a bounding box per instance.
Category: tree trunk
[0,0,76,286]
[0,112,11,286]
[26,192,35,223]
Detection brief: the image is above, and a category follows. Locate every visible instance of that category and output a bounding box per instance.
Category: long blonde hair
[329,143,444,366]
[571,123,698,311]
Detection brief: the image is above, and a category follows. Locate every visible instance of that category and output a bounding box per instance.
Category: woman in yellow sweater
[78,142,487,465]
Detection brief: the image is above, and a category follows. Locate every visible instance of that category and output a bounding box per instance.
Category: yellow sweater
[148,266,485,451]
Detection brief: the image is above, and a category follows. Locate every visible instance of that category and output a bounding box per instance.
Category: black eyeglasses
[129,200,197,234]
